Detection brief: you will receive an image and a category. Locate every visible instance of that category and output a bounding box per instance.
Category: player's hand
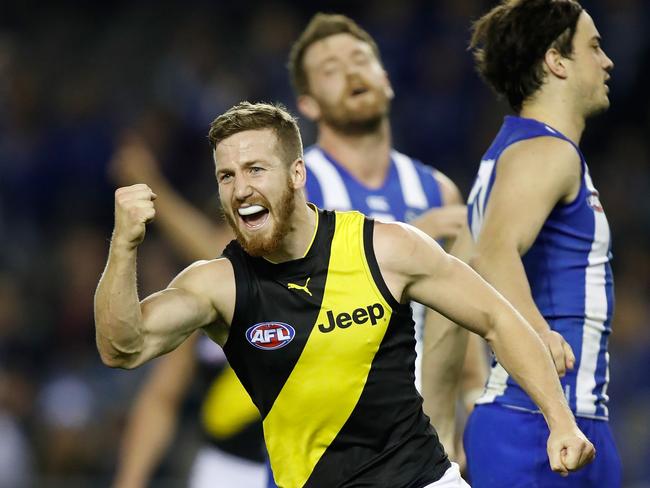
[113,184,157,249]
[109,133,162,186]
[547,424,595,476]
[539,330,575,377]
[410,205,467,241]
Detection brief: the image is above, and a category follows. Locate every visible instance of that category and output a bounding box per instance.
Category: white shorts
[189,444,267,488]
[423,462,471,488]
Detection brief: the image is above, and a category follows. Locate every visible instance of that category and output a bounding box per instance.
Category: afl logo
[246,322,295,350]
[587,190,604,212]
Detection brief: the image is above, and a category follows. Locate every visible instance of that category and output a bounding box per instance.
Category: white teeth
[238,205,266,216]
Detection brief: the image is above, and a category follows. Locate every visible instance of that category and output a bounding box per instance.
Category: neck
[519,90,586,145]
[265,200,317,263]
[317,118,392,188]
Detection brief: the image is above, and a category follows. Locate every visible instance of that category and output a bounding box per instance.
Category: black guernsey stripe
[363,218,403,311]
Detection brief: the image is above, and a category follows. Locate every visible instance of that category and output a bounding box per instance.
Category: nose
[603,51,614,72]
[344,61,363,78]
[233,175,253,201]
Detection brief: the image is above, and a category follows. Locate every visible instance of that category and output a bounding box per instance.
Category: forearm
[421,309,467,456]
[94,242,144,366]
[113,387,179,488]
[486,306,574,429]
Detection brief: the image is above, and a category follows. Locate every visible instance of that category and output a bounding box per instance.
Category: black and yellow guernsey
[222,207,450,488]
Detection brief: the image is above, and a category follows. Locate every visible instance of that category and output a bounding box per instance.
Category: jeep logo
[318,303,385,333]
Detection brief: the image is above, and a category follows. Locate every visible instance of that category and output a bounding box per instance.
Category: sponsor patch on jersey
[318,303,386,333]
[246,322,295,350]
[587,190,604,212]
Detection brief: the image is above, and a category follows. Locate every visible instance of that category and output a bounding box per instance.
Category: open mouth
[350,86,369,97]
[237,204,270,229]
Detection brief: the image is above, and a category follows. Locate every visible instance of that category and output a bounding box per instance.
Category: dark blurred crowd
[1,1,649,487]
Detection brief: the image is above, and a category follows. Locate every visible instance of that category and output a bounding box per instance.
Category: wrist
[544,401,577,432]
[110,234,140,254]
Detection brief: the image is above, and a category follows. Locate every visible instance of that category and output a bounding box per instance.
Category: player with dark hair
[464,1,619,486]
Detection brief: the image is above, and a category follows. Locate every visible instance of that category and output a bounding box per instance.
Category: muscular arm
[113,336,198,488]
[374,222,594,475]
[470,137,581,375]
[94,185,233,369]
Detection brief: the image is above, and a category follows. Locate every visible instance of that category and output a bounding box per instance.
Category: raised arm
[94,184,233,369]
[374,222,594,476]
[470,137,581,376]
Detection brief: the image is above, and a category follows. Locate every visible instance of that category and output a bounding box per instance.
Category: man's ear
[383,69,395,101]
[544,47,570,80]
[297,94,321,122]
[290,157,307,190]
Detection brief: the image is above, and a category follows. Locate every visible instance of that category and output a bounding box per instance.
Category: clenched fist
[547,424,596,476]
[113,184,157,249]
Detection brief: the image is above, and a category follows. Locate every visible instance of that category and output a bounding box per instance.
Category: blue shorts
[463,403,621,488]
[266,458,277,488]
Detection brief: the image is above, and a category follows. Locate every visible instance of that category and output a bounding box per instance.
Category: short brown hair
[208,101,303,164]
[288,13,382,95]
[470,0,583,112]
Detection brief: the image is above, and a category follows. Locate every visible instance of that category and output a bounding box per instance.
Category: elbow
[96,333,143,370]
[98,348,140,369]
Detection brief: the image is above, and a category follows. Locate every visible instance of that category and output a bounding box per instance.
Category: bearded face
[222,173,296,257]
[215,129,299,258]
[302,33,394,135]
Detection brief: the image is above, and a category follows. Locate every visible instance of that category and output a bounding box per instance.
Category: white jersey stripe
[468,159,495,241]
[576,169,610,416]
[601,351,610,418]
[305,150,352,210]
[476,362,509,404]
[391,150,428,209]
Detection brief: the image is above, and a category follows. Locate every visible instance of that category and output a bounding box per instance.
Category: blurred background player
[287,12,489,462]
[464,0,620,486]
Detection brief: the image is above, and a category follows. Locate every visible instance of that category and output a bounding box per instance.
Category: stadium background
[0,0,648,486]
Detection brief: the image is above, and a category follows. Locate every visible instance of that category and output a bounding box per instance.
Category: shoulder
[167,258,236,328]
[169,258,235,298]
[433,170,463,205]
[372,220,443,274]
[499,136,581,177]
[497,136,581,198]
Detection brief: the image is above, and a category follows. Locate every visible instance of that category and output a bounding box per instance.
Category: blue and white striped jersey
[304,144,444,390]
[467,116,614,420]
[304,145,443,223]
